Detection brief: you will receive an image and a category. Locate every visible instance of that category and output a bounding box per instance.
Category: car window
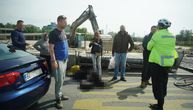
[0,44,32,61]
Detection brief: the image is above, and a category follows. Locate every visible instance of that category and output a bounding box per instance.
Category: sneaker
[120,77,126,82]
[110,77,117,81]
[61,95,69,100]
[146,81,152,85]
[149,104,163,110]
[140,81,147,88]
[56,100,63,109]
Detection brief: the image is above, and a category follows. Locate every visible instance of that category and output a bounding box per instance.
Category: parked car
[0,43,51,110]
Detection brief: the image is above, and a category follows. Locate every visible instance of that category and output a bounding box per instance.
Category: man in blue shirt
[11,20,26,51]
[49,15,69,109]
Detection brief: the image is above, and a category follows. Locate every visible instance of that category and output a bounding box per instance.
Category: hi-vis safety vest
[147,29,176,67]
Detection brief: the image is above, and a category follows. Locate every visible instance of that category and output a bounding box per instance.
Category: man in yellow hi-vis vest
[147,19,176,110]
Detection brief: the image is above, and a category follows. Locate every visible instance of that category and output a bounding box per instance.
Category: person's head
[57,15,67,30]
[150,25,157,33]
[94,31,100,40]
[120,25,126,32]
[43,33,48,41]
[16,20,24,31]
[157,19,171,29]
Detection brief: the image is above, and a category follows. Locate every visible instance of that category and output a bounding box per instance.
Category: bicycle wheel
[174,77,193,86]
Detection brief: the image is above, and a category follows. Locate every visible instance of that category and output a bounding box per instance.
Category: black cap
[57,15,66,21]
[17,20,24,24]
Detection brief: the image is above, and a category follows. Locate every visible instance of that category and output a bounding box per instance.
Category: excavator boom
[69,5,99,46]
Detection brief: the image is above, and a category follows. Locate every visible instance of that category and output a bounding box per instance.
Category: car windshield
[0,44,32,61]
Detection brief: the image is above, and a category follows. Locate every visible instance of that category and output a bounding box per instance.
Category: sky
[0,0,193,37]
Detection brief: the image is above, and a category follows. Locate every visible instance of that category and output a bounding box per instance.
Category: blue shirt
[49,28,68,61]
[11,29,26,51]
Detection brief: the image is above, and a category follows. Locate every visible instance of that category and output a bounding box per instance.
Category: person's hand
[93,42,98,45]
[127,48,132,52]
[51,60,58,70]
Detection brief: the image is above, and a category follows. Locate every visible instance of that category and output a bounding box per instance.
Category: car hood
[0,55,42,73]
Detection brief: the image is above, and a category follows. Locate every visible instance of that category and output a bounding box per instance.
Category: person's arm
[147,33,157,51]
[100,39,103,56]
[89,39,95,47]
[11,31,25,45]
[11,31,18,45]
[128,35,134,51]
[33,40,41,51]
[49,43,58,69]
[112,35,117,56]
[89,41,93,47]
[49,32,58,69]
[142,35,147,50]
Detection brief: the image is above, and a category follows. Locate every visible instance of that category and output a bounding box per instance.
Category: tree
[176,29,193,46]
[42,26,52,33]
[4,23,15,28]
[0,23,4,28]
[24,24,42,33]
[42,22,57,32]
[84,33,93,41]
[76,27,87,33]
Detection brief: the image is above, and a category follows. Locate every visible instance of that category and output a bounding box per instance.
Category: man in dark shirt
[140,25,157,88]
[11,20,26,51]
[49,15,69,109]
[111,25,134,81]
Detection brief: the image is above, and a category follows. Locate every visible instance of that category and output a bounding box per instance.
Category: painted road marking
[73,98,193,110]
[72,78,193,110]
[80,91,193,97]
[110,81,175,87]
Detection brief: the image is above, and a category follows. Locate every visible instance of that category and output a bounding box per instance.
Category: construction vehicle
[69,5,99,47]
[67,5,105,88]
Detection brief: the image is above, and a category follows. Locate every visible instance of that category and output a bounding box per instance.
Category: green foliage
[42,26,52,33]
[0,23,16,28]
[64,25,71,33]
[24,24,42,33]
[76,27,87,33]
[0,23,5,28]
[176,30,193,46]
[84,33,93,41]
[5,23,16,28]
[42,22,57,33]
[0,22,42,33]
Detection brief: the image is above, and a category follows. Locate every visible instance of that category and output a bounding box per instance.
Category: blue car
[0,43,51,110]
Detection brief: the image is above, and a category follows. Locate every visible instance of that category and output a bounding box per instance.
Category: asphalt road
[28,69,193,110]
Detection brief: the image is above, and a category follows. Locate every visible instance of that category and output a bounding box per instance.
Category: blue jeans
[53,59,67,100]
[91,54,102,76]
[114,52,127,78]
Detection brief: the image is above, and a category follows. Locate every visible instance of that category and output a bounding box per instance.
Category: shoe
[146,81,152,85]
[120,77,126,82]
[110,77,117,81]
[61,95,69,100]
[140,81,147,88]
[56,99,63,109]
[149,104,163,110]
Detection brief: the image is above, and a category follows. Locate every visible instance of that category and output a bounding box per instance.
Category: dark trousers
[149,63,169,107]
[40,54,51,74]
[141,50,151,81]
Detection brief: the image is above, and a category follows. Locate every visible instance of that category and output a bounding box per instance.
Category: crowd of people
[10,16,177,110]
